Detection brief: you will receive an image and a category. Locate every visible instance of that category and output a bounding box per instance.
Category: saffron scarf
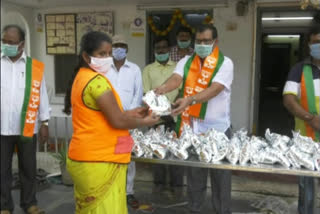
[175,46,224,136]
[20,57,44,142]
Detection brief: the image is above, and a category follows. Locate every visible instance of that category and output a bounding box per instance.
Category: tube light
[267,35,300,38]
[262,17,313,21]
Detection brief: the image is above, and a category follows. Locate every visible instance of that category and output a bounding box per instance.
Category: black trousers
[187,128,232,214]
[298,176,315,214]
[153,118,184,187]
[0,135,37,212]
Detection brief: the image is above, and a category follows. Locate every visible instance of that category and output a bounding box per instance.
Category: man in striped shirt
[283,25,320,214]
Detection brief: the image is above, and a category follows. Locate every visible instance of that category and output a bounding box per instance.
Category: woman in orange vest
[63,31,159,214]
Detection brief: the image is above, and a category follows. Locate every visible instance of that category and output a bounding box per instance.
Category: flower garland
[147,9,213,36]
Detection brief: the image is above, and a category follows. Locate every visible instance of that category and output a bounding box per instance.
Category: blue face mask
[112,47,127,61]
[1,43,20,57]
[194,43,214,59]
[155,52,169,62]
[310,43,320,60]
[177,40,191,49]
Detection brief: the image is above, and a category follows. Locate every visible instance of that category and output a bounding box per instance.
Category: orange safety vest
[68,67,133,163]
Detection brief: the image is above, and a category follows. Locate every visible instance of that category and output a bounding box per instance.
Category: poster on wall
[76,12,113,54]
[45,14,76,54]
[130,16,145,37]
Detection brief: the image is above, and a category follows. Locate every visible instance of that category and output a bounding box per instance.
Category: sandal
[127,194,139,209]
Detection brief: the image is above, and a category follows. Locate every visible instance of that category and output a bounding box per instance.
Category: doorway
[254,8,318,137]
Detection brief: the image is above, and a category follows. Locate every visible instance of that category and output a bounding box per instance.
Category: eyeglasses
[195,39,214,45]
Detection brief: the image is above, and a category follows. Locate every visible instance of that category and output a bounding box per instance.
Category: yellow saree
[67,158,128,214]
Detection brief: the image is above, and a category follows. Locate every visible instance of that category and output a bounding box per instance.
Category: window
[54,54,78,95]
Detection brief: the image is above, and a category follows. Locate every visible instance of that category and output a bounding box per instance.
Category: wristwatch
[41,120,49,126]
[190,96,197,106]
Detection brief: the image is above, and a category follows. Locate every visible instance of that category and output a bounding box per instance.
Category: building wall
[2,0,257,131]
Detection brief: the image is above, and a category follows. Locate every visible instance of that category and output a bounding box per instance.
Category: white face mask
[89,56,113,74]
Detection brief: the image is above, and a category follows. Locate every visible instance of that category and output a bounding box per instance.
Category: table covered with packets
[130,126,320,178]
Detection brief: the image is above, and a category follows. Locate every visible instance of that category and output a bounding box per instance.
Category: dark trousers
[153,165,184,187]
[298,176,315,214]
[187,128,232,214]
[0,135,37,212]
[153,118,184,187]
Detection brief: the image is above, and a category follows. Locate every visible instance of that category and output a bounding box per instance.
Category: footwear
[0,210,11,214]
[26,205,45,214]
[127,194,139,209]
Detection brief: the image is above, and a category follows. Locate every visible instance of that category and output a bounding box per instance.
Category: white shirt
[106,59,143,110]
[174,55,234,134]
[1,52,50,135]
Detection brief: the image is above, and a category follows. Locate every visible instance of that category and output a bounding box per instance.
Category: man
[142,36,184,196]
[155,24,234,214]
[170,26,194,63]
[283,25,320,214]
[105,34,143,209]
[1,25,50,214]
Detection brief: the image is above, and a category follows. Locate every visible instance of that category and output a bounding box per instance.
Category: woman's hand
[141,112,160,127]
[125,107,149,118]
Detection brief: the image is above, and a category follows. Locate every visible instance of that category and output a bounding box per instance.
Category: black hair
[176,26,192,36]
[196,24,218,39]
[308,25,320,41]
[153,36,170,47]
[2,24,25,42]
[63,31,112,115]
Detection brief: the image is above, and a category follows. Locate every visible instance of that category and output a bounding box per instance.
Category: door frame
[250,5,313,135]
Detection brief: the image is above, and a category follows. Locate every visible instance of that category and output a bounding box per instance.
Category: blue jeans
[298,176,314,214]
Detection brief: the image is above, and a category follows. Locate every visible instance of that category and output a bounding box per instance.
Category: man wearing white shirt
[105,34,143,209]
[1,25,50,214]
[155,24,234,214]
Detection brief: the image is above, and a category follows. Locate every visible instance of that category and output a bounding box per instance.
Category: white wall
[214,1,255,130]
[3,0,256,131]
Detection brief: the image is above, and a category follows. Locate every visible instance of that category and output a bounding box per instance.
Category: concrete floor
[11,180,260,214]
[10,179,320,214]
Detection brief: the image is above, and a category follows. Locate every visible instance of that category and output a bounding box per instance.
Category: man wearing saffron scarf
[283,25,320,214]
[1,25,50,214]
[155,24,234,214]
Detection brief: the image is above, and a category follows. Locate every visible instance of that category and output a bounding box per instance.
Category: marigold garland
[148,9,213,36]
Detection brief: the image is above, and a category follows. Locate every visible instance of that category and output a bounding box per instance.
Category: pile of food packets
[130,125,320,172]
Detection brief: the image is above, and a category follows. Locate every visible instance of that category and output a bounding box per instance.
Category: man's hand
[154,84,167,95]
[126,107,149,118]
[171,97,192,116]
[308,115,320,132]
[39,124,49,144]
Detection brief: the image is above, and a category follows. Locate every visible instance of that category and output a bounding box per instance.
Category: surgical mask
[112,47,127,61]
[155,52,169,62]
[1,43,21,57]
[195,43,214,59]
[177,40,191,49]
[89,56,113,74]
[310,43,320,60]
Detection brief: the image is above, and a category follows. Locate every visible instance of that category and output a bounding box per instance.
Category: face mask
[112,47,127,61]
[195,42,214,59]
[155,52,169,62]
[310,43,320,60]
[89,56,113,74]
[1,43,21,57]
[177,40,191,49]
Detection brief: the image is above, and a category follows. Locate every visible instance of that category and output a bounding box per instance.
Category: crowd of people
[1,22,319,214]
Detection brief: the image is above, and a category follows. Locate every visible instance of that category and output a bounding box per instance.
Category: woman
[63,31,159,214]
